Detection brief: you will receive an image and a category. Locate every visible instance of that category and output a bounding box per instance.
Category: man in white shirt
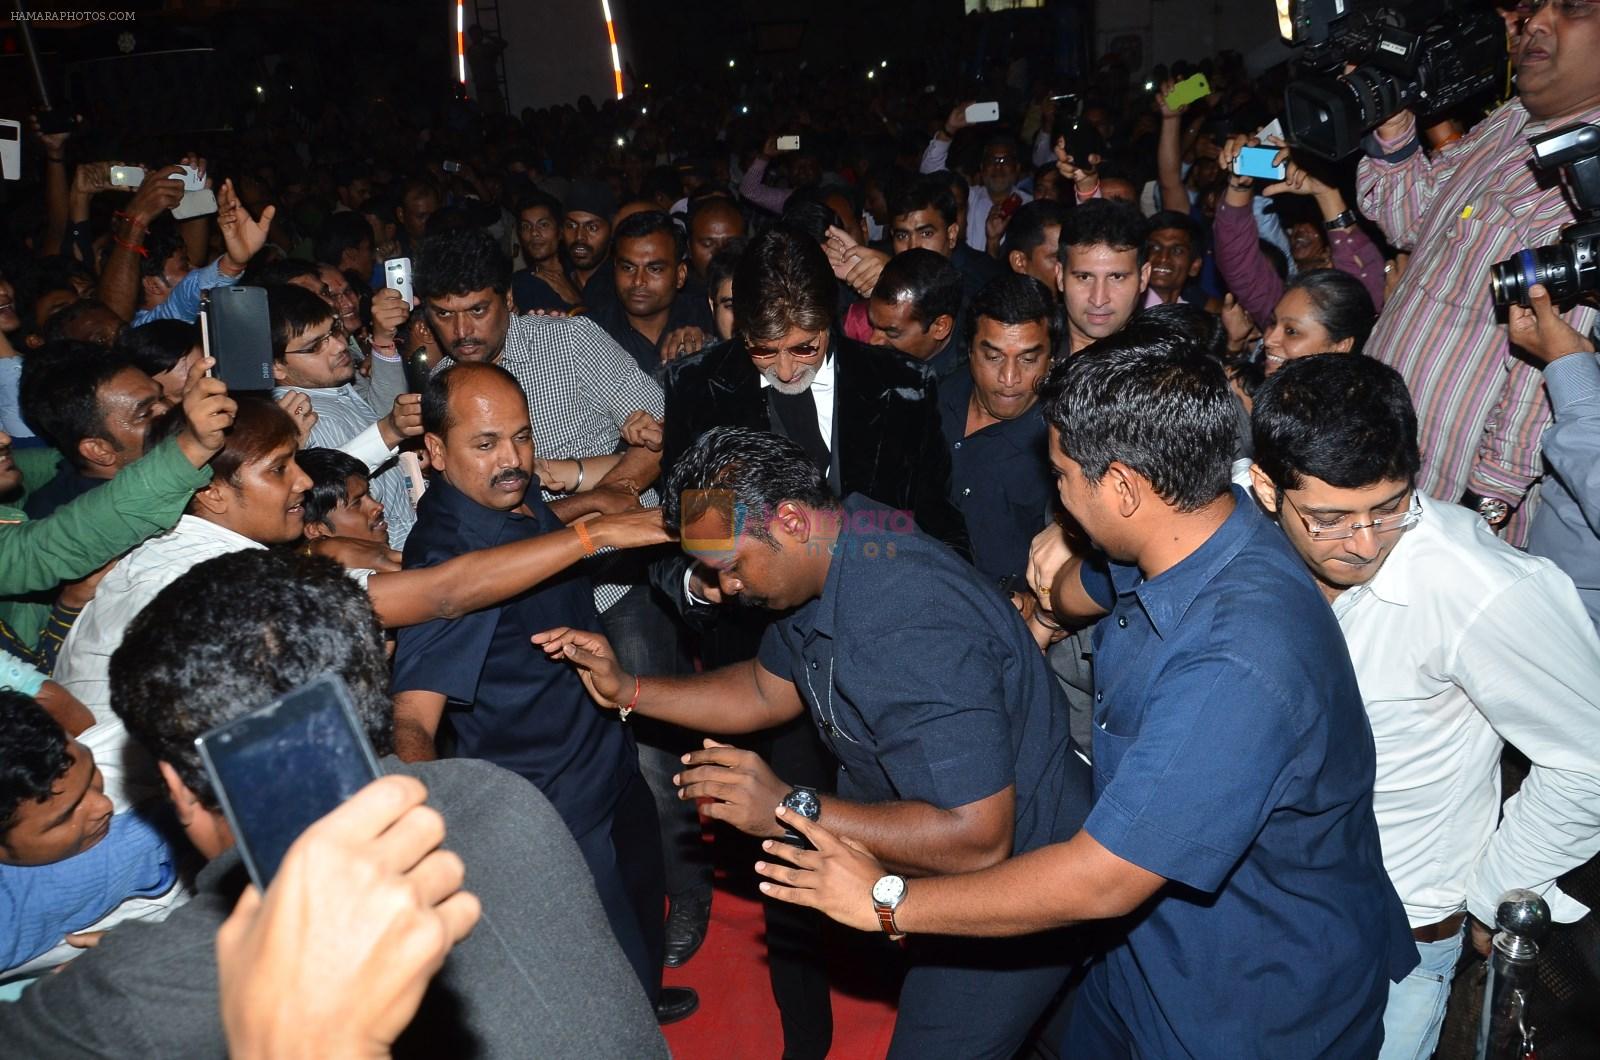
[1246,353,1600,1060]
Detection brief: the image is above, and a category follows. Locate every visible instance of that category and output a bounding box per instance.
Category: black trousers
[571,769,666,1003]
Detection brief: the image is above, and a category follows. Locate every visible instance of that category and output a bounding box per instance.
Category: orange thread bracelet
[573,521,598,555]
[619,675,641,721]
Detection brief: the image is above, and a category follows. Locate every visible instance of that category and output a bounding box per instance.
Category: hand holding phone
[196,673,385,889]
[202,286,275,393]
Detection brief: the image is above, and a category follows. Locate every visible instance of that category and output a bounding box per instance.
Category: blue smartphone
[1234,146,1286,181]
[196,673,383,888]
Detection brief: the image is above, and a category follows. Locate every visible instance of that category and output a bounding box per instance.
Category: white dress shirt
[918,137,1033,251]
[1329,493,1600,927]
[756,351,836,450]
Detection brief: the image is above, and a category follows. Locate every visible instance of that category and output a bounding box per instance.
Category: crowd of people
[2,2,1600,1057]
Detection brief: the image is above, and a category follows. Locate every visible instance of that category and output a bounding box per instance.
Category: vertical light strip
[455,2,467,84]
[600,0,624,100]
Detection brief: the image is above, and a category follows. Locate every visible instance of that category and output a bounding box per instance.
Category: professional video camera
[1277,0,1505,160]
[1490,124,1600,308]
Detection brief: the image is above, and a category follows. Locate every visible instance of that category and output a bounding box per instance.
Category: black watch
[780,786,821,846]
[1324,209,1358,231]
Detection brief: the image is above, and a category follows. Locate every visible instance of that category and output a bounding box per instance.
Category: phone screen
[1235,146,1286,181]
[0,123,19,142]
[202,286,274,393]
[196,673,383,888]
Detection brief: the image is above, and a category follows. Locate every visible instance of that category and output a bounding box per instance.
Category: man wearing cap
[564,179,620,315]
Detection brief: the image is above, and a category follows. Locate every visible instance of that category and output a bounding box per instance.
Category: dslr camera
[1277,0,1504,160]
[1490,123,1600,308]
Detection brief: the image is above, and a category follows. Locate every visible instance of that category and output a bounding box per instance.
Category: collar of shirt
[938,366,1046,452]
[1328,494,1435,615]
[1126,486,1254,638]
[757,350,836,393]
[419,475,543,552]
[166,513,269,554]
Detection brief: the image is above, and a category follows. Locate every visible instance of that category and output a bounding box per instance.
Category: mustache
[492,468,530,487]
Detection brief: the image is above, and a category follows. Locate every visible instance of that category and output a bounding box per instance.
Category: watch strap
[875,905,904,940]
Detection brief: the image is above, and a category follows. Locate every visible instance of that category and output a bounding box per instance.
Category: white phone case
[0,120,20,182]
[383,258,414,307]
[966,102,1000,124]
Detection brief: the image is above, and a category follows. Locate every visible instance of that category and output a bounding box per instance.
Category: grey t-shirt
[0,757,668,1059]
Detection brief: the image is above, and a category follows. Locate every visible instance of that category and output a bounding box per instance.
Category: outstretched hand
[531,626,633,707]
[755,807,887,933]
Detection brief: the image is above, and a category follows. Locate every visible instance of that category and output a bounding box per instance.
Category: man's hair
[398,176,442,207]
[1131,302,1228,363]
[240,257,321,289]
[416,227,513,300]
[663,426,838,545]
[157,393,300,487]
[267,283,335,361]
[871,249,962,328]
[1040,321,1236,512]
[422,360,526,438]
[1058,199,1149,267]
[1002,199,1068,257]
[314,212,374,268]
[108,550,395,812]
[1286,268,1377,354]
[780,191,844,244]
[1251,352,1420,492]
[888,176,959,228]
[42,299,121,346]
[117,319,200,377]
[0,691,72,835]
[687,195,744,232]
[732,224,836,343]
[1145,209,1205,254]
[931,168,970,206]
[967,273,1059,351]
[816,183,864,221]
[704,241,747,296]
[140,218,185,282]
[18,342,140,464]
[297,447,370,530]
[514,189,565,224]
[612,209,684,261]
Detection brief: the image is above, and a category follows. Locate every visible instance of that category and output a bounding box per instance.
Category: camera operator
[1357,1,1600,544]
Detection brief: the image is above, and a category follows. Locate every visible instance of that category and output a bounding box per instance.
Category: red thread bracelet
[113,235,148,258]
[619,675,641,721]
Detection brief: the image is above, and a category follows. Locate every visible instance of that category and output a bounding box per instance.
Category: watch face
[1478,498,1510,525]
[872,874,906,907]
[784,788,821,821]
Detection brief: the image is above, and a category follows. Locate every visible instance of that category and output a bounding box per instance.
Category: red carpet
[662,876,901,1059]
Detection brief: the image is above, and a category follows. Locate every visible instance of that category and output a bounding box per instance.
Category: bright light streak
[455,2,466,84]
[601,0,624,100]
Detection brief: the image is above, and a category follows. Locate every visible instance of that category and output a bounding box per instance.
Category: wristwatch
[1461,489,1513,528]
[1324,209,1358,231]
[872,874,908,940]
[780,786,821,846]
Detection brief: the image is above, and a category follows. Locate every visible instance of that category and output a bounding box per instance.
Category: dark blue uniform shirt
[757,494,1090,853]
[391,478,636,837]
[1074,487,1416,1058]
[938,367,1053,593]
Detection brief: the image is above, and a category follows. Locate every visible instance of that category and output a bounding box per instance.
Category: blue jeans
[1378,928,1465,1060]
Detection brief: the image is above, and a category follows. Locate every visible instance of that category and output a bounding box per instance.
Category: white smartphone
[776,135,801,152]
[109,165,146,188]
[383,257,414,307]
[172,188,218,220]
[177,164,206,191]
[966,101,1000,124]
[0,120,20,182]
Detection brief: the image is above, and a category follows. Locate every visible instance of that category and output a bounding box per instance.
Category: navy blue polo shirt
[757,494,1090,853]
[938,367,1053,593]
[1073,487,1416,1057]
[390,478,636,837]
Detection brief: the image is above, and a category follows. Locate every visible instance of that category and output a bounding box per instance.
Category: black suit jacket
[659,331,970,552]
[651,331,971,651]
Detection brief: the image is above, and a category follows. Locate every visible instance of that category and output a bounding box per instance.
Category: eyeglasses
[1282,492,1422,541]
[745,333,827,362]
[1514,0,1600,18]
[286,322,346,356]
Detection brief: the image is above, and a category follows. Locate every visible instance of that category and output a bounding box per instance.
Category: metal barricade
[1477,889,1552,1060]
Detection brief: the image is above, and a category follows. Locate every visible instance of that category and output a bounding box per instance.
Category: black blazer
[659,331,971,556]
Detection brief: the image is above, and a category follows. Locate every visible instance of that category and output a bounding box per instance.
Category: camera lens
[1490,247,1572,309]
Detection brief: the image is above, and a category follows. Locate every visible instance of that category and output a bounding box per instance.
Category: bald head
[422,361,536,511]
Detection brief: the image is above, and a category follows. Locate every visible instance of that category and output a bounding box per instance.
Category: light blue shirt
[131,256,239,327]
[1529,352,1600,631]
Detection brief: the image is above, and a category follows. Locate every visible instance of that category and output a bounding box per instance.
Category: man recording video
[1357,0,1600,544]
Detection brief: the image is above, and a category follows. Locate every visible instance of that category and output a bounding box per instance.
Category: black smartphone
[402,344,440,394]
[195,673,384,888]
[201,285,275,393]
[1057,119,1108,167]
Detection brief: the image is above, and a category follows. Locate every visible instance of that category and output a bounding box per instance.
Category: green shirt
[0,437,212,651]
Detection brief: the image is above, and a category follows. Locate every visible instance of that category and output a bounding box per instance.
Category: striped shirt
[1358,100,1600,545]
[442,313,665,612]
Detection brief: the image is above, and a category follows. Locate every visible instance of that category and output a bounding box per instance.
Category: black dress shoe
[663,892,712,968]
[655,986,700,1025]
